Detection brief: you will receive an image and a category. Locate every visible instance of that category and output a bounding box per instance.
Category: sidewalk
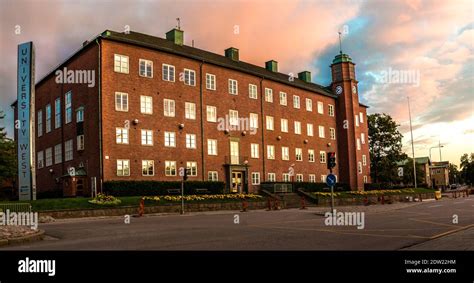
[404,226,474,250]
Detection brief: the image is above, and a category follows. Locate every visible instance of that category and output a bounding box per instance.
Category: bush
[89,193,121,205]
[260,182,350,192]
[103,181,225,196]
[364,183,430,191]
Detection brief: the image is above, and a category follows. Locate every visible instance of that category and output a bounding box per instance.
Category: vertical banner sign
[17,42,36,201]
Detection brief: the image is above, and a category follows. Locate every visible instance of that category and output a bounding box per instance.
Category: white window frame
[355,115,360,127]
[228,79,238,95]
[186,134,197,149]
[251,172,261,185]
[208,139,218,155]
[54,144,62,164]
[295,148,303,161]
[77,135,85,151]
[142,160,155,176]
[279,92,287,106]
[296,174,303,182]
[64,139,73,161]
[207,105,217,122]
[281,119,288,133]
[317,101,324,114]
[251,143,259,159]
[186,161,198,176]
[250,113,259,129]
[358,161,362,174]
[249,84,257,99]
[139,59,153,78]
[45,148,52,167]
[268,173,276,182]
[54,98,61,129]
[362,155,367,166]
[165,161,177,176]
[229,110,239,126]
[306,98,312,112]
[164,131,176,147]
[185,102,196,120]
[37,110,43,137]
[294,121,301,135]
[37,151,44,169]
[115,92,128,112]
[184,68,196,86]
[330,128,336,140]
[307,123,314,136]
[361,133,366,144]
[265,88,273,102]
[267,145,275,160]
[140,95,153,114]
[208,171,219,181]
[116,128,129,144]
[328,104,335,117]
[319,125,325,138]
[206,73,216,90]
[65,91,72,124]
[114,54,129,74]
[293,95,300,109]
[266,116,274,131]
[162,64,175,82]
[141,129,153,146]
[308,149,315,162]
[309,174,316,183]
[283,173,290,182]
[117,159,130,176]
[320,151,326,163]
[359,112,364,123]
[163,99,175,117]
[357,138,361,150]
[281,147,289,161]
[45,104,51,133]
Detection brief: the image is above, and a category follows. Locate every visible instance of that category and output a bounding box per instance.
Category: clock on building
[335,85,343,95]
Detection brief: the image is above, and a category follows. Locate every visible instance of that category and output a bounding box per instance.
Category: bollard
[274,198,280,210]
[419,194,422,202]
[241,199,248,212]
[138,197,145,217]
[363,197,369,206]
[300,196,307,210]
[381,195,385,205]
[267,198,272,211]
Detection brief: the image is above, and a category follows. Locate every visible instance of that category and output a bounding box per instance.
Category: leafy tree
[0,110,17,184]
[400,157,425,186]
[448,163,460,184]
[460,153,474,185]
[368,113,405,184]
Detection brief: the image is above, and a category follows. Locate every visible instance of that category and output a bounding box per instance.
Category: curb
[0,229,45,247]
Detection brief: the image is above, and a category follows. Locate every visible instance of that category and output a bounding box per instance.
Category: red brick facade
[23,29,370,196]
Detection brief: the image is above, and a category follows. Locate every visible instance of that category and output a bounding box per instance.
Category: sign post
[17,42,36,201]
[327,152,337,213]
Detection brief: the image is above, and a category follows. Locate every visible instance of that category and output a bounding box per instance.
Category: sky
[0,0,472,167]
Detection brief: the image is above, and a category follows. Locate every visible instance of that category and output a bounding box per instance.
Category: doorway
[231,171,243,193]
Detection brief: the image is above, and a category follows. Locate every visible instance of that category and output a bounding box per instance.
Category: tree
[0,110,17,184]
[368,113,405,184]
[400,157,425,186]
[460,153,474,185]
[448,163,460,184]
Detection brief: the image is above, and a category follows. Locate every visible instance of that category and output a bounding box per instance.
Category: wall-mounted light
[224,129,229,134]
[304,139,309,144]
[327,142,331,147]
[133,119,139,125]
[277,136,282,141]
[241,131,246,136]
[178,123,185,130]
[49,168,54,174]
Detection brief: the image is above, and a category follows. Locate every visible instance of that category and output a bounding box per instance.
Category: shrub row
[260,182,350,192]
[103,181,225,196]
[364,183,429,191]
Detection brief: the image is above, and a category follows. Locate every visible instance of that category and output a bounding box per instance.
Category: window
[320,151,326,163]
[295,148,303,161]
[65,139,73,161]
[357,139,361,150]
[116,128,129,144]
[117,159,130,176]
[281,147,289,160]
[37,110,43,137]
[77,135,84,151]
[362,155,367,166]
[306,98,312,111]
[165,161,176,176]
[293,95,300,108]
[207,106,217,122]
[208,171,218,181]
[186,161,197,176]
[361,133,366,144]
[355,115,359,127]
[251,172,260,185]
[249,84,257,99]
[142,160,154,176]
[164,132,176,147]
[308,149,315,162]
[45,148,52,167]
[37,151,44,169]
[307,123,314,136]
[266,116,274,130]
[65,91,72,124]
[328,104,334,116]
[279,92,287,105]
[267,145,275,160]
[363,175,368,183]
[114,54,129,73]
[163,99,175,117]
[250,113,258,129]
[115,92,128,112]
[76,108,84,122]
[185,102,196,120]
[206,73,216,90]
[251,143,259,158]
[309,174,316,183]
[265,88,273,102]
[228,79,238,95]
[141,130,153,146]
[139,59,153,78]
[45,104,51,133]
[330,128,336,140]
[54,98,61,129]
[268,173,276,182]
[281,119,288,133]
[162,64,175,81]
[282,173,290,182]
[208,139,217,155]
[296,174,303,182]
[229,110,239,126]
[294,121,301,134]
[321,175,327,182]
[184,69,196,86]
[140,96,153,114]
[54,144,62,164]
[319,126,325,138]
[317,101,324,114]
[186,134,197,149]
[359,112,364,123]
[358,161,362,174]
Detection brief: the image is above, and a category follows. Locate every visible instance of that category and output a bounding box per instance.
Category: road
[2,196,473,250]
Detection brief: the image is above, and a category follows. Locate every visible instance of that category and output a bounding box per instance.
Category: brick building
[13,28,370,197]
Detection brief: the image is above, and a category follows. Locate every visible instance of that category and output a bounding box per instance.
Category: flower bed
[312,188,433,198]
[88,193,122,206]
[144,194,263,203]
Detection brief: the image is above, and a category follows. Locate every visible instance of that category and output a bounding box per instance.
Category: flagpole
[408,97,417,188]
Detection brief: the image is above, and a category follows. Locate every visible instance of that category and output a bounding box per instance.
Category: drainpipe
[259,77,266,181]
[199,61,205,181]
[95,39,103,193]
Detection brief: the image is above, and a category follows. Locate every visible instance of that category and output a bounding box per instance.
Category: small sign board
[326,174,336,187]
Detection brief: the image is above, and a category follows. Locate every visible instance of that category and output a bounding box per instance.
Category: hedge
[364,183,429,191]
[103,181,225,196]
[260,182,350,192]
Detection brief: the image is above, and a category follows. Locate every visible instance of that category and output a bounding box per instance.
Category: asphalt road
[2,196,473,250]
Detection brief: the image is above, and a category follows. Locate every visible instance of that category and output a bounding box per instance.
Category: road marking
[430,224,474,240]
[408,218,458,228]
[427,205,443,208]
[453,201,464,204]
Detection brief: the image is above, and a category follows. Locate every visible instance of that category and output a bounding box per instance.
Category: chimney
[166,28,184,46]
[225,47,239,61]
[265,60,278,72]
[298,71,311,83]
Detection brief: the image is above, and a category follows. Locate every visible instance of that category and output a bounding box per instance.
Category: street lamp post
[429,144,444,162]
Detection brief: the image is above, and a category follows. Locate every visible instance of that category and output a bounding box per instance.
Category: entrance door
[231,172,243,193]
[230,141,239,164]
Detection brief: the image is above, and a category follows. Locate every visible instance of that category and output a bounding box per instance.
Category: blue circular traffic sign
[326,174,336,187]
